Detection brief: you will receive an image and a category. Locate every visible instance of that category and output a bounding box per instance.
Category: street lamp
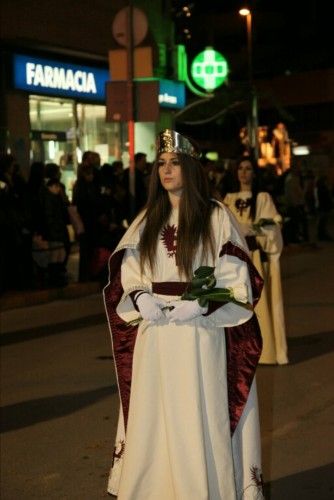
[239,8,252,85]
[239,7,259,161]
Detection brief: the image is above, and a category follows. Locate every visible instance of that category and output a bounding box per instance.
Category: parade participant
[224,156,288,365]
[103,129,265,499]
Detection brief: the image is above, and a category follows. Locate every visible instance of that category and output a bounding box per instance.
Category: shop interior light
[76,147,82,163]
[292,145,310,156]
[48,140,56,160]
[239,8,250,16]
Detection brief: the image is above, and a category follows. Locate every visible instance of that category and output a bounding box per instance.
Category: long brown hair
[138,153,215,280]
[235,156,260,221]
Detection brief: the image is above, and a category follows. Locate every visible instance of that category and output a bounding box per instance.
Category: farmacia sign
[13,54,109,101]
[26,63,97,94]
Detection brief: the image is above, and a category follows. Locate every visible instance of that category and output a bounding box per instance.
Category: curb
[0,281,101,312]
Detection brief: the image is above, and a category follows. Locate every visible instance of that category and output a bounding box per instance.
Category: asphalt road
[1,243,334,499]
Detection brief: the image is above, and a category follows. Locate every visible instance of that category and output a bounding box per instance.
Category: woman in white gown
[104,130,265,499]
[224,157,288,365]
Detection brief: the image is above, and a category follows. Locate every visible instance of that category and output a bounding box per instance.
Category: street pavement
[1,242,334,499]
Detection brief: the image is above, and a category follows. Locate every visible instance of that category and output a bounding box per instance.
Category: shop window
[29,95,77,198]
[29,95,77,165]
[29,97,128,197]
[77,103,126,165]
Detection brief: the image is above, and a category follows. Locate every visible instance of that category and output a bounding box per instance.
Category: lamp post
[239,7,259,161]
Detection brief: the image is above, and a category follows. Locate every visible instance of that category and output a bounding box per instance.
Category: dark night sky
[171,1,332,148]
[172,0,332,80]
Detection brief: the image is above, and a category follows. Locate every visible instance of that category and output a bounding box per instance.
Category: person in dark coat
[41,179,70,287]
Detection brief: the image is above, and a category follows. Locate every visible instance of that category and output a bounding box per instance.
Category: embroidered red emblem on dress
[161,224,177,257]
[235,197,251,216]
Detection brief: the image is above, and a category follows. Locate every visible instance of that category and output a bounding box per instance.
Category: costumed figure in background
[224,157,288,365]
[257,126,276,168]
[272,122,291,175]
[103,129,265,499]
[239,126,251,157]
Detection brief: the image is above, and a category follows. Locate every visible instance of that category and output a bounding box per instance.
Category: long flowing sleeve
[206,253,254,328]
[255,192,283,257]
[116,248,152,323]
[205,205,263,328]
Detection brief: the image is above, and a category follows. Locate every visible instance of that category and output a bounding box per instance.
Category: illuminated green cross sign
[191,47,229,91]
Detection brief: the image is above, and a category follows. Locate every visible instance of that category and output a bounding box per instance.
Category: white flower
[230,283,248,303]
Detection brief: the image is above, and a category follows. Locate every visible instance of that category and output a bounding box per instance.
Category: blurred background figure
[303,169,319,247]
[45,162,71,264]
[272,122,291,175]
[97,162,126,284]
[0,153,33,292]
[111,160,128,226]
[201,156,218,194]
[41,178,70,287]
[239,126,251,157]
[72,154,125,286]
[316,174,333,242]
[79,150,102,187]
[124,152,148,222]
[28,161,45,228]
[28,161,48,288]
[283,159,309,245]
[223,156,288,365]
[45,163,69,203]
[72,162,102,282]
[258,126,276,168]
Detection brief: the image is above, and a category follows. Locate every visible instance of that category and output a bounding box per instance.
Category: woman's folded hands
[166,300,207,322]
[135,292,167,322]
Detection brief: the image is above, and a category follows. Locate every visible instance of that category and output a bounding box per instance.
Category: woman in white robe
[104,130,265,499]
[224,157,288,365]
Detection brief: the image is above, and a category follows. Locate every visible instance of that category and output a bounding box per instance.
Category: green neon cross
[191,48,228,91]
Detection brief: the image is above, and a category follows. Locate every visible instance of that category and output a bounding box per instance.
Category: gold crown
[156,129,201,159]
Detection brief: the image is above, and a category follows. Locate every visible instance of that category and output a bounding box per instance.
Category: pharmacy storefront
[8,53,185,196]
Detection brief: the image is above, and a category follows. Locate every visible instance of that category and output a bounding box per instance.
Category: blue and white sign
[13,54,186,109]
[158,79,185,109]
[13,54,110,101]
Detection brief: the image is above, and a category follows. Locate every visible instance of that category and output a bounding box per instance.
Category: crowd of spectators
[0,150,333,294]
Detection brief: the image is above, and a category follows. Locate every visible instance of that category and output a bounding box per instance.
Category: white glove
[136,293,167,322]
[258,226,282,255]
[240,223,255,236]
[167,300,208,322]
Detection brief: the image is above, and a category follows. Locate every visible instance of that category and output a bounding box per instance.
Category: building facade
[0,0,183,187]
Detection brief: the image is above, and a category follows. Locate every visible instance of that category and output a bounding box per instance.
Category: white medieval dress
[223,191,288,365]
[103,200,265,499]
